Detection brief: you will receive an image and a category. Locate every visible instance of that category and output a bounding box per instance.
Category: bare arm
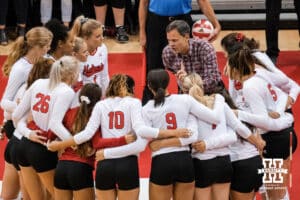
[139,0,149,48]
[197,0,221,41]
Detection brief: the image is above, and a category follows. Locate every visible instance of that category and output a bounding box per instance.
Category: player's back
[29,79,74,131]
[143,94,192,130]
[98,96,142,138]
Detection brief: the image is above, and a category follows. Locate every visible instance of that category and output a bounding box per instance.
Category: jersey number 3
[32,93,50,113]
[108,111,124,129]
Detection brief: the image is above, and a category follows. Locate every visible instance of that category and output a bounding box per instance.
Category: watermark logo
[258,158,288,184]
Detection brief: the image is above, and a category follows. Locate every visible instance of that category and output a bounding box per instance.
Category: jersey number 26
[32,93,50,113]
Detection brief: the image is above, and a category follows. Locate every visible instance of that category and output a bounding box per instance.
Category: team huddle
[0,16,299,200]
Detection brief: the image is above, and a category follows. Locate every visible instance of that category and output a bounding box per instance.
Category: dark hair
[228,46,255,81]
[147,69,170,107]
[125,75,135,95]
[72,83,102,157]
[213,86,237,109]
[220,32,268,68]
[26,58,54,89]
[45,19,69,54]
[166,20,190,36]
[221,32,260,55]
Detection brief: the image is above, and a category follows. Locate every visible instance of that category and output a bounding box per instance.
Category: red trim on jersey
[82,63,104,77]
[91,132,127,150]
[27,121,56,142]
[59,147,95,167]
[72,81,83,92]
[89,47,98,56]
[234,80,243,90]
[59,107,95,166]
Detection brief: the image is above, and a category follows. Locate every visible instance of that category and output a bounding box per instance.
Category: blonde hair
[70,16,102,39]
[73,37,86,53]
[183,73,215,108]
[106,74,129,98]
[2,27,53,76]
[49,56,79,90]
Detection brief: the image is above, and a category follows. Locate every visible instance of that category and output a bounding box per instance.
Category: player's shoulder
[10,58,32,74]
[169,93,191,103]
[31,78,48,88]
[124,96,141,106]
[54,82,74,95]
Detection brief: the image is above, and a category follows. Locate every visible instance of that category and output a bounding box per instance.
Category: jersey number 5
[108,111,124,129]
[32,93,50,113]
[166,112,177,129]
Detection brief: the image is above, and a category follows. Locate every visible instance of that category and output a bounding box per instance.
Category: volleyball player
[181,73,267,200]
[227,47,297,200]
[47,74,191,200]
[70,16,109,96]
[0,27,52,200]
[221,32,299,110]
[140,69,230,200]
[12,56,80,200]
[45,18,74,61]
[72,37,89,63]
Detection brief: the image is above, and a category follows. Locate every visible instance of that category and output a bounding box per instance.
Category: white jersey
[11,84,27,139]
[1,58,32,120]
[13,79,74,140]
[73,96,159,159]
[252,51,300,102]
[228,73,290,161]
[192,102,258,160]
[230,74,292,161]
[142,94,225,157]
[243,74,289,124]
[81,44,109,95]
[228,79,259,161]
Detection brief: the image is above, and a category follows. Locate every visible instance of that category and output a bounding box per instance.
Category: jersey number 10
[108,111,124,129]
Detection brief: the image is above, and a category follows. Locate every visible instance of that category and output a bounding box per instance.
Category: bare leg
[149,182,173,200]
[173,181,195,200]
[73,188,95,200]
[112,7,125,26]
[96,189,117,200]
[118,188,139,200]
[20,166,45,200]
[38,169,56,199]
[0,162,20,200]
[194,187,212,200]
[94,5,107,25]
[230,190,255,200]
[54,188,72,200]
[211,183,230,200]
[19,171,31,200]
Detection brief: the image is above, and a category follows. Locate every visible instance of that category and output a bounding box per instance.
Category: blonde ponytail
[49,56,79,90]
[70,15,101,38]
[2,27,53,77]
